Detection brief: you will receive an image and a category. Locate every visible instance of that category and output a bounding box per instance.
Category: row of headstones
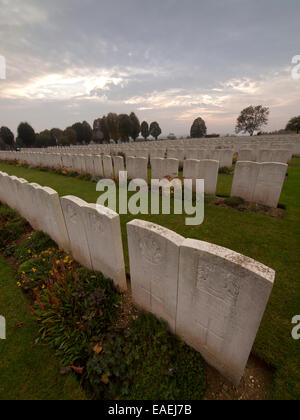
[1,146,292,172]
[0,171,275,386]
[0,152,289,207]
[27,142,296,163]
[0,171,127,291]
[42,134,300,149]
[13,143,293,168]
[32,134,300,156]
[0,151,222,196]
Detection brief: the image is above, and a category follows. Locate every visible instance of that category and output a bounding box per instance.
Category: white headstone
[60,196,93,269]
[127,220,184,332]
[81,203,127,290]
[176,238,275,385]
[103,155,114,178]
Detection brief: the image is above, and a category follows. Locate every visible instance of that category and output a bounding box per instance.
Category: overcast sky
[0,0,299,136]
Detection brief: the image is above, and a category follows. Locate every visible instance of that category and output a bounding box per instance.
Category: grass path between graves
[0,158,299,399]
[0,256,87,400]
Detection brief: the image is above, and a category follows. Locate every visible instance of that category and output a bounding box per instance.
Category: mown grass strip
[0,256,87,400]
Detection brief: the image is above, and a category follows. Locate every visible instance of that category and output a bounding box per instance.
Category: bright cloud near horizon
[0,0,300,136]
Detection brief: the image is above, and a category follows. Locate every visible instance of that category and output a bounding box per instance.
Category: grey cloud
[0,0,300,135]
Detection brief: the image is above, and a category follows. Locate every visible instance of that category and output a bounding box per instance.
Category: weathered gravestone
[220,149,234,168]
[103,155,114,178]
[61,154,73,171]
[183,160,219,194]
[252,162,287,208]
[85,155,95,176]
[198,160,219,195]
[231,161,258,202]
[92,155,104,177]
[127,220,184,332]
[176,238,275,386]
[164,158,179,179]
[113,156,125,181]
[151,158,164,179]
[238,149,255,162]
[231,161,287,208]
[126,157,148,182]
[37,186,70,252]
[60,196,93,269]
[82,202,127,291]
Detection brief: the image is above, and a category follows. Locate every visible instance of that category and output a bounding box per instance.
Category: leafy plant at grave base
[14,231,58,263]
[17,248,70,292]
[86,328,132,399]
[219,166,233,175]
[77,174,92,182]
[247,203,269,214]
[223,196,245,208]
[30,266,121,366]
[86,312,206,400]
[0,217,28,249]
[0,204,18,222]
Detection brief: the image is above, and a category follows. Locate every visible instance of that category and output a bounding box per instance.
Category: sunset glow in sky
[1,0,300,136]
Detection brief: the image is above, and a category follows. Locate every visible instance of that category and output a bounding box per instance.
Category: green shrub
[0,204,18,222]
[124,312,206,400]
[15,231,57,263]
[219,166,233,174]
[31,267,121,366]
[77,174,92,182]
[86,312,206,400]
[0,217,28,249]
[224,196,245,208]
[86,329,132,399]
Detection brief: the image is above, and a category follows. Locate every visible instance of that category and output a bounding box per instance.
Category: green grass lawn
[0,158,299,399]
[0,256,87,400]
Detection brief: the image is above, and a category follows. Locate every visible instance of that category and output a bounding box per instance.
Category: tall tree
[100,116,110,143]
[149,121,162,140]
[34,129,55,148]
[71,121,92,144]
[286,116,300,134]
[50,128,63,144]
[235,105,269,136]
[190,117,207,138]
[106,113,119,142]
[17,122,36,147]
[0,126,14,148]
[129,112,140,141]
[141,121,149,140]
[118,114,132,142]
[63,127,77,145]
[82,121,93,144]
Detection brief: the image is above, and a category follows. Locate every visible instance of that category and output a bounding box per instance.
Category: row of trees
[1,109,300,150]
[0,113,163,149]
[93,113,162,143]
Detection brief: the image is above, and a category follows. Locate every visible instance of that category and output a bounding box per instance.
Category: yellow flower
[42,285,45,289]
[17,282,21,287]
[32,267,37,273]
[27,249,31,254]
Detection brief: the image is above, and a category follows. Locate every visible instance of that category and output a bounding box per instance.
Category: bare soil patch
[211,197,285,219]
[205,354,274,400]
